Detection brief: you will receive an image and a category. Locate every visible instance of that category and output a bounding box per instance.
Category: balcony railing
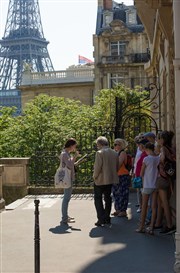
[21,68,94,86]
[101,53,150,65]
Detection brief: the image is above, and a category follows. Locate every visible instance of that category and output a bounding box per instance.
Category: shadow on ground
[49,224,81,234]
[80,194,175,273]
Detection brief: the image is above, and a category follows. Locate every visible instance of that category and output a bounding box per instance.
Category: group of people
[58,132,176,235]
[133,130,176,235]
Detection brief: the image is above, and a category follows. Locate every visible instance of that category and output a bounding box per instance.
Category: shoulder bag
[163,146,176,179]
[132,176,142,188]
[54,156,71,188]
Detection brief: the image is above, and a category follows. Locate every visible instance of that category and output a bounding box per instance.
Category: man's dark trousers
[94,183,112,224]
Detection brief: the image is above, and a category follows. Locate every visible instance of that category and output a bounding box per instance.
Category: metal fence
[29,124,157,187]
[29,128,118,187]
[30,150,95,187]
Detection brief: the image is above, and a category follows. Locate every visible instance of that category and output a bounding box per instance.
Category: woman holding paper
[60,138,80,224]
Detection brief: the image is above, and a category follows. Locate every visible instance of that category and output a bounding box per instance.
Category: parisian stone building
[93,0,150,93]
[134,0,180,271]
[19,65,94,109]
[19,1,150,112]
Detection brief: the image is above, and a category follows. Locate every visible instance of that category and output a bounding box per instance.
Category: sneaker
[67,218,75,223]
[159,226,176,234]
[137,208,141,213]
[68,216,75,220]
[61,218,75,224]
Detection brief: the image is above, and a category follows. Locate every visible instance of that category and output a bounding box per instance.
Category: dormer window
[103,11,113,27]
[126,10,137,25]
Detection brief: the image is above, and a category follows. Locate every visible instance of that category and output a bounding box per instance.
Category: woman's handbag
[54,157,71,189]
[132,177,142,188]
[164,160,176,179]
[163,146,176,179]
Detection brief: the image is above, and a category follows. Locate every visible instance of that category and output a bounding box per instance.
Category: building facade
[93,0,150,93]
[19,65,94,109]
[135,0,175,132]
[134,0,180,271]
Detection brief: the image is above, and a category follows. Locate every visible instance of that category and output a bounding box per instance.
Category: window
[126,10,137,25]
[108,73,134,89]
[109,73,124,88]
[110,41,126,57]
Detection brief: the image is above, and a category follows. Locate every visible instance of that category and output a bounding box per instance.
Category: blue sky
[0,0,133,70]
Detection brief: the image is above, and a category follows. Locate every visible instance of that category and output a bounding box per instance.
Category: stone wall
[0,158,30,205]
[0,165,5,209]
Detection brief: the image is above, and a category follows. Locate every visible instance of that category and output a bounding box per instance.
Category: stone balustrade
[21,68,94,85]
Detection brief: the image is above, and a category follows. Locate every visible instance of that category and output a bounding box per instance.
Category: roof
[96,1,144,35]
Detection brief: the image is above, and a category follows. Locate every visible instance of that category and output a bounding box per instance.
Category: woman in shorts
[136,142,160,234]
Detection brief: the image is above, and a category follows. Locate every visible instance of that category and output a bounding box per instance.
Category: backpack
[118,150,133,172]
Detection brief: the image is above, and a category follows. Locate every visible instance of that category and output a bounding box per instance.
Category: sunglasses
[114,143,120,146]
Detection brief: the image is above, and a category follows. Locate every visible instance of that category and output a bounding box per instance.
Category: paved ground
[0,192,175,273]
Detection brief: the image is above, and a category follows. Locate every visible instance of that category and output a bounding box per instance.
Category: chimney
[103,0,112,10]
[98,0,103,7]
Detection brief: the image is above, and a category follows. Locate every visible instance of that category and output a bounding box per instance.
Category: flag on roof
[78,55,93,64]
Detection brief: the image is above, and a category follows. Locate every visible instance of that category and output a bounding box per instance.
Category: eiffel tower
[0,0,54,114]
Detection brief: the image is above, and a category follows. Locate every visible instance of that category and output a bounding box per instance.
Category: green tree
[0,86,153,185]
[0,85,150,157]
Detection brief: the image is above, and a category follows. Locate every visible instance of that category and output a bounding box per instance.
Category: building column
[173,0,180,271]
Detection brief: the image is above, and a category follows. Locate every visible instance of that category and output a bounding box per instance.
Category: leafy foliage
[0,85,150,158]
[0,85,153,185]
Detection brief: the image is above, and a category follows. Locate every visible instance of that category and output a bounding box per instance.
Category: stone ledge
[0,198,5,210]
[0,158,30,165]
[3,185,28,205]
[28,186,136,195]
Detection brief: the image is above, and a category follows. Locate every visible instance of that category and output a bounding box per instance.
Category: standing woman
[112,138,130,217]
[60,138,80,224]
[157,131,176,234]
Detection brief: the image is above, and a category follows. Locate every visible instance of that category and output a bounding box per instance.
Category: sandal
[154,225,163,230]
[111,211,119,216]
[117,212,127,217]
[136,227,145,233]
[146,226,154,235]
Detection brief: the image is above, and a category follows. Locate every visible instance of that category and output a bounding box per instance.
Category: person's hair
[114,138,128,149]
[159,130,174,147]
[145,142,155,151]
[134,133,144,143]
[96,136,109,146]
[64,138,77,148]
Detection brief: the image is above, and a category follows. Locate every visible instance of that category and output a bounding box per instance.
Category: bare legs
[158,189,172,228]
[136,190,157,234]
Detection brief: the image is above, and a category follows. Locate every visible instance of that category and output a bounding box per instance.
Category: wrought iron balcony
[101,53,150,65]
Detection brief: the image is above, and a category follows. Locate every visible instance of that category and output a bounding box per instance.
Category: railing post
[34,199,40,273]
[115,97,123,138]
